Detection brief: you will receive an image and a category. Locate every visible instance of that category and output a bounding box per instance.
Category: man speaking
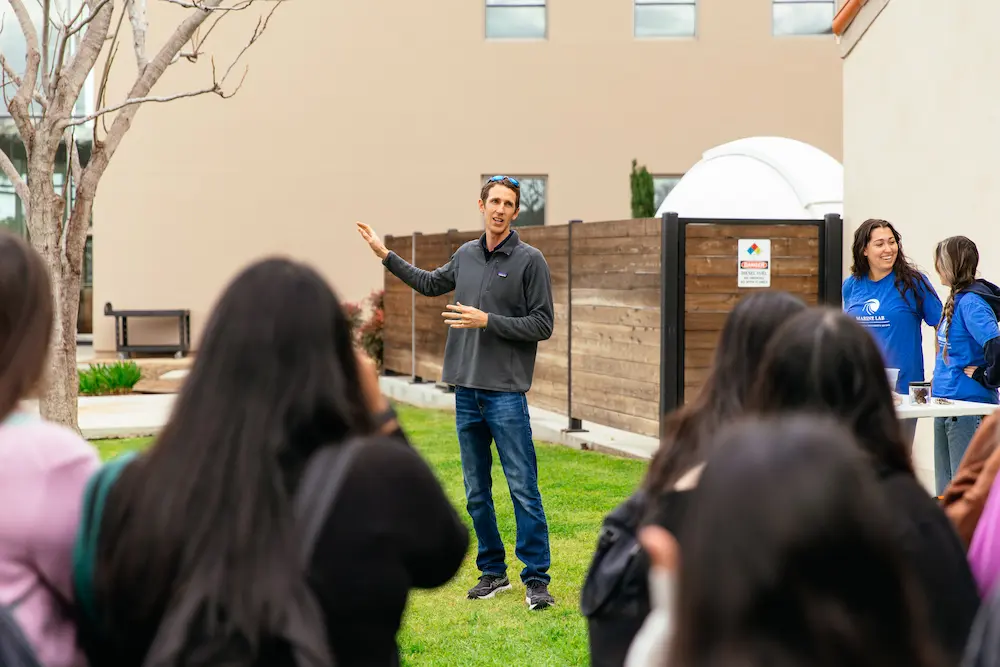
[356,175,556,611]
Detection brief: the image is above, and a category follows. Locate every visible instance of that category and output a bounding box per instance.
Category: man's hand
[356,221,389,260]
[443,302,488,329]
[966,366,979,379]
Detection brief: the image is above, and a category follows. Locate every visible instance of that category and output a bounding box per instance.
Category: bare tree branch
[0,149,30,219]
[52,0,114,118]
[160,0,254,10]
[58,127,82,255]
[0,52,49,108]
[127,0,148,71]
[78,0,224,189]
[40,0,51,94]
[7,0,42,149]
[65,84,222,126]
[95,5,127,140]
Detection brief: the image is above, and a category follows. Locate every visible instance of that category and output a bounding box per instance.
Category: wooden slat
[572,288,660,309]
[685,275,819,294]
[685,236,819,257]
[685,223,820,238]
[573,219,658,239]
[573,305,661,328]
[572,321,660,347]
[571,403,660,438]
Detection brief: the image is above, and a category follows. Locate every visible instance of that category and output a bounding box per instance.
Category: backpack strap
[72,451,138,627]
[141,438,365,667]
[293,437,364,566]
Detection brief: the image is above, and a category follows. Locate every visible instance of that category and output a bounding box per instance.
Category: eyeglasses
[488,175,520,188]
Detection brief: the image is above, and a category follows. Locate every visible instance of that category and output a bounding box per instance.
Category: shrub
[630,158,655,218]
[344,289,385,368]
[79,361,143,396]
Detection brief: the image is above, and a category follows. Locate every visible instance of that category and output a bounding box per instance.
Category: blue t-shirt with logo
[933,292,1000,404]
[843,271,942,393]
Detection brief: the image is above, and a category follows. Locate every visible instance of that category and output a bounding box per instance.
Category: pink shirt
[0,411,100,667]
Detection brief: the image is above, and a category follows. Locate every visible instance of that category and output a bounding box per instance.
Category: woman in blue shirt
[843,219,942,445]
[932,235,1000,495]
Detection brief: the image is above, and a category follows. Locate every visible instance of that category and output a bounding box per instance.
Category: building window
[83,233,93,287]
[653,175,682,211]
[634,0,696,38]
[0,1,94,119]
[772,0,835,36]
[482,175,546,227]
[486,0,546,39]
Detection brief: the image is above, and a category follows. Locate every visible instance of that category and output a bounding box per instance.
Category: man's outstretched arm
[358,221,457,297]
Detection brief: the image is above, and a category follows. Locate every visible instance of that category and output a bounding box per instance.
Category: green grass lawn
[93,404,648,666]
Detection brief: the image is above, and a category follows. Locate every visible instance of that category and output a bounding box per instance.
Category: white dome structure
[654,136,843,220]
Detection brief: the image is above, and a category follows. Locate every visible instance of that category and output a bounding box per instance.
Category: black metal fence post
[660,212,682,438]
[410,231,420,383]
[821,213,844,308]
[564,219,586,433]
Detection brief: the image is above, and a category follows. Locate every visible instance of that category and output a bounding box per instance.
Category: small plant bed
[78,361,143,396]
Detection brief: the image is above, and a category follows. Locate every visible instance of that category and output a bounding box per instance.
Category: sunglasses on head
[488,175,520,187]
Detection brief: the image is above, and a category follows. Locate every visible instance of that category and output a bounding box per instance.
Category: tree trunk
[26,144,83,433]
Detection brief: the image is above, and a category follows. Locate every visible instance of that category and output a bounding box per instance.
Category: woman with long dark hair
[628,414,949,667]
[75,257,469,666]
[843,219,942,443]
[931,236,1000,495]
[0,230,100,666]
[747,307,980,662]
[582,290,807,666]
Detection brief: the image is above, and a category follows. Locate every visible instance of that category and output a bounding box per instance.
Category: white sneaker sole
[469,583,512,600]
[526,596,554,610]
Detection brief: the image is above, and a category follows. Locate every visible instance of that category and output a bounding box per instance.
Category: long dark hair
[0,230,53,422]
[935,236,980,362]
[851,219,928,311]
[95,257,376,646]
[747,307,912,475]
[642,291,807,493]
[667,414,946,667]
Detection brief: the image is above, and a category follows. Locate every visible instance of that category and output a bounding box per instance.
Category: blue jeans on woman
[454,386,551,585]
[934,415,983,495]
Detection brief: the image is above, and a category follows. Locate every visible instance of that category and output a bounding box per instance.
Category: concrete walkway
[379,376,659,460]
[24,377,660,460]
[22,394,176,440]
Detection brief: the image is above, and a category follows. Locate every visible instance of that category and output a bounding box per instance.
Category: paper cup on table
[885,368,900,391]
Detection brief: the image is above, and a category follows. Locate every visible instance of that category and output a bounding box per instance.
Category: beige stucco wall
[843,0,1000,489]
[93,0,842,352]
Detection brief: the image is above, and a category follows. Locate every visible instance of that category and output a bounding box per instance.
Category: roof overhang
[834,0,891,58]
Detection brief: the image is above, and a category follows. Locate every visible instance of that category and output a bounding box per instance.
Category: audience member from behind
[932,236,1000,495]
[580,290,807,667]
[0,230,100,667]
[626,415,949,667]
[843,218,942,444]
[748,307,980,662]
[74,257,469,667]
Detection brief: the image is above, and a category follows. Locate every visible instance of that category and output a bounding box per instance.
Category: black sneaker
[525,581,555,610]
[466,574,512,600]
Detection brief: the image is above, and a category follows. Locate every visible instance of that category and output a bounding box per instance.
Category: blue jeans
[454,386,551,585]
[934,415,983,495]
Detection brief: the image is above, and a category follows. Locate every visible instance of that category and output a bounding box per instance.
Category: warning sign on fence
[738,239,771,287]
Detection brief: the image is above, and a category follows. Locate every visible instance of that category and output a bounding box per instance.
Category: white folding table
[896,398,999,420]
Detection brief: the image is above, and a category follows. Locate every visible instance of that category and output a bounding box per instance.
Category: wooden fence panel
[518,225,569,414]
[411,231,480,382]
[570,218,661,437]
[682,222,820,402]
[382,235,413,375]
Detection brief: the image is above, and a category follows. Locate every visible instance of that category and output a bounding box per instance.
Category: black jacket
[959,280,1000,389]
